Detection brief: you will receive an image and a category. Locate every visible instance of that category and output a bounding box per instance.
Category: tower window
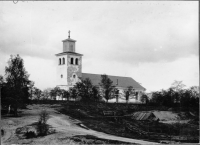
[73,75,76,78]
[59,58,61,65]
[61,74,63,78]
[75,58,78,65]
[71,58,74,64]
[63,58,65,64]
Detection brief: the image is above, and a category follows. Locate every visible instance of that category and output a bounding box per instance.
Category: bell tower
[62,30,76,52]
[55,31,83,91]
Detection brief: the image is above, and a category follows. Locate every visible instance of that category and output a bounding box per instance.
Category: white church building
[55,31,145,103]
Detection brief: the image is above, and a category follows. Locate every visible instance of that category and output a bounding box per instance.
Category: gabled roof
[62,38,76,42]
[81,73,145,90]
[55,51,83,56]
[132,112,159,121]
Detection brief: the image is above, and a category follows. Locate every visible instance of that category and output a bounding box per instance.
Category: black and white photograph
[0,1,199,144]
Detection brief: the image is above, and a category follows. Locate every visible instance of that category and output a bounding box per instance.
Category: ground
[1,104,157,145]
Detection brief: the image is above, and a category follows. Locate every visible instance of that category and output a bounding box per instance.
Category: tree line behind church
[1,55,199,116]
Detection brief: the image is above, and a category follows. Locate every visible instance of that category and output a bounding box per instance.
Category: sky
[0,1,199,92]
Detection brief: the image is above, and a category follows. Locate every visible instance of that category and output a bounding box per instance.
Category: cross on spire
[68,30,70,38]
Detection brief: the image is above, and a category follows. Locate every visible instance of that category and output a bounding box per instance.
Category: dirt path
[1,105,158,145]
[47,114,158,145]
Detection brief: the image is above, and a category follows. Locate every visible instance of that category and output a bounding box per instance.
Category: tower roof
[62,38,76,42]
[55,51,83,56]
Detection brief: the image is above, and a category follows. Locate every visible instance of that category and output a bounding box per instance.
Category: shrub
[1,129,4,136]
[25,131,36,138]
[36,109,50,136]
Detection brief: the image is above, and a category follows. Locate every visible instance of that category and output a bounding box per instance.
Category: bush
[36,110,50,136]
[25,131,36,139]
[1,129,4,136]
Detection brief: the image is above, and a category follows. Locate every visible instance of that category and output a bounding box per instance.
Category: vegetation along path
[1,104,158,145]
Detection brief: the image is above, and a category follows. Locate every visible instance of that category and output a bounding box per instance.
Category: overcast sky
[0,1,198,92]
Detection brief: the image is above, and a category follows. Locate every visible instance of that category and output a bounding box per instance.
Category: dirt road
[48,114,158,144]
[1,104,158,145]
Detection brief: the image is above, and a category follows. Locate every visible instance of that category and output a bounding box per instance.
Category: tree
[74,78,94,102]
[92,86,101,102]
[33,87,42,101]
[2,55,31,116]
[69,87,77,101]
[61,90,70,101]
[171,80,185,92]
[50,87,61,100]
[0,75,4,85]
[99,74,115,103]
[162,88,176,107]
[140,93,149,104]
[42,88,51,100]
[115,89,119,103]
[149,91,164,106]
[123,86,133,104]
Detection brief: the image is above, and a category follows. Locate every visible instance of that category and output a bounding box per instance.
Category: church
[55,31,145,103]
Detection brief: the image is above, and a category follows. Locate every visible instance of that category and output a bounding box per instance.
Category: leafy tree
[149,91,164,106]
[99,74,115,103]
[123,86,133,104]
[140,93,149,104]
[162,88,175,107]
[69,87,77,101]
[61,89,70,101]
[74,78,93,102]
[92,86,101,102]
[42,88,51,100]
[2,55,31,116]
[0,75,4,85]
[50,87,61,100]
[33,87,42,100]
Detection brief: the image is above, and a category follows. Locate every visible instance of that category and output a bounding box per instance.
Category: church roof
[62,38,76,42]
[81,73,145,90]
[55,51,83,56]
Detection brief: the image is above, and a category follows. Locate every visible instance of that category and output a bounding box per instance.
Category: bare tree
[171,80,185,92]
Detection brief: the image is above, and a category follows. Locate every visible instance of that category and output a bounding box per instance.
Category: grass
[57,101,199,143]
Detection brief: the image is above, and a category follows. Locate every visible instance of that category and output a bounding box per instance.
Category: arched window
[71,58,74,64]
[61,74,63,78]
[75,58,78,65]
[59,58,61,65]
[73,74,76,78]
[63,58,65,64]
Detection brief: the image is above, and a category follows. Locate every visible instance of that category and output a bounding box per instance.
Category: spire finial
[68,30,70,38]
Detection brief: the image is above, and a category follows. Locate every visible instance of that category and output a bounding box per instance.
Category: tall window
[71,58,74,64]
[75,58,78,65]
[59,58,61,65]
[63,58,65,64]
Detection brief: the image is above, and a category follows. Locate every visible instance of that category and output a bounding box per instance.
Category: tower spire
[68,30,70,38]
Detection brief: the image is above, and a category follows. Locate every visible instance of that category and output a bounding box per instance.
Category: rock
[8,120,15,125]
